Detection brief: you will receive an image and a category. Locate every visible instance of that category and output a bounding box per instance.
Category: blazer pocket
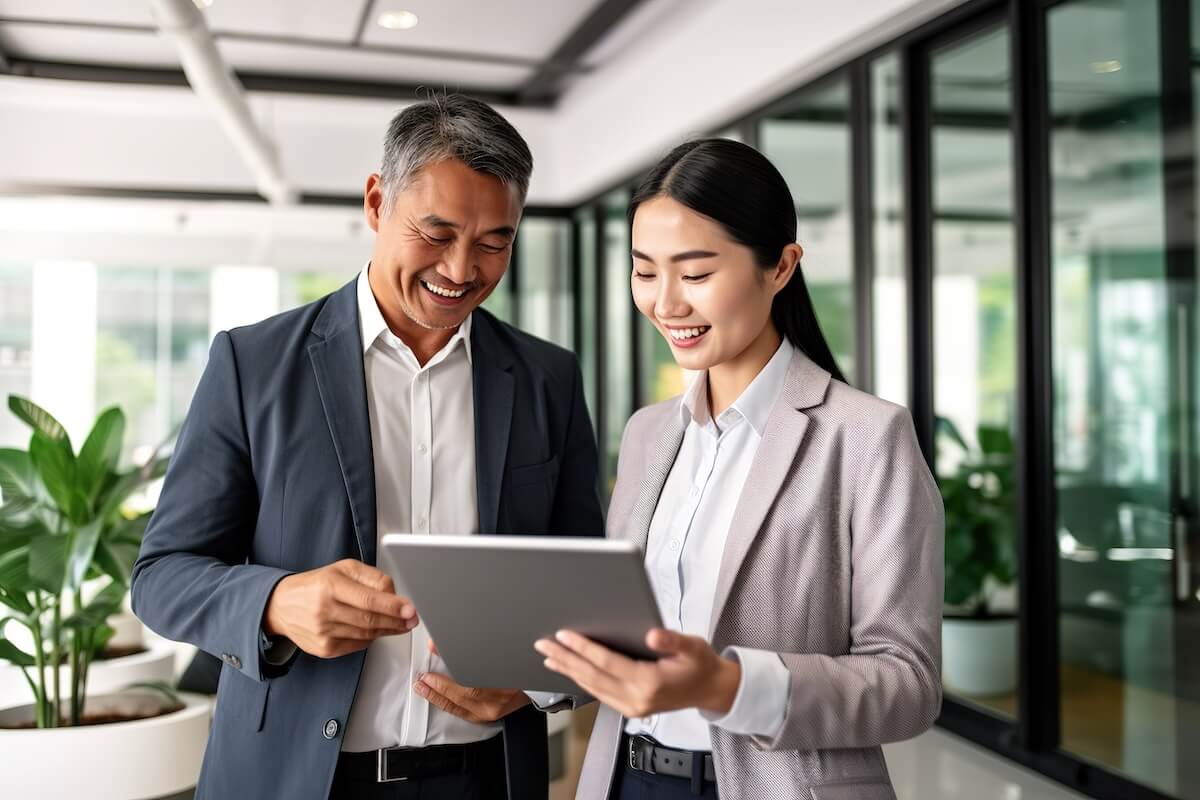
[810,780,896,800]
[217,665,271,732]
[508,456,560,488]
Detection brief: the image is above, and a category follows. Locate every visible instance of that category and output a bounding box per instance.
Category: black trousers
[328,739,508,800]
[612,760,719,799]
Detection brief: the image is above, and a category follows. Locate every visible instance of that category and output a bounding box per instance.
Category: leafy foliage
[0,396,171,727]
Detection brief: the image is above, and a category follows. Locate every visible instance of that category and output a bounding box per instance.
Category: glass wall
[516,218,573,349]
[872,53,909,406]
[760,77,857,381]
[1047,2,1195,795]
[576,210,599,428]
[0,265,33,448]
[602,189,633,494]
[930,23,1020,720]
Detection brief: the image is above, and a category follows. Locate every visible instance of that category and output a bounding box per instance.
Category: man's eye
[479,243,509,254]
[422,232,450,244]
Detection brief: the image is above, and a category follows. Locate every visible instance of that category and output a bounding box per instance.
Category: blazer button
[323,719,340,740]
[228,655,242,670]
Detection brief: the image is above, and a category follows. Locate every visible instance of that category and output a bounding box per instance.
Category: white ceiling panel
[203,0,366,42]
[216,39,533,90]
[361,0,602,61]
[0,23,179,68]
[0,0,154,27]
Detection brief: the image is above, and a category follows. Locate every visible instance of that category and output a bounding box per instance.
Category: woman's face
[630,196,795,372]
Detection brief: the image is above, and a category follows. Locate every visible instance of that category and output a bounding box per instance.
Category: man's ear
[364,174,385,233]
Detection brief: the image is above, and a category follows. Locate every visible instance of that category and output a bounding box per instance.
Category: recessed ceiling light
[378,11,419,30]
[1091,60,1122,74]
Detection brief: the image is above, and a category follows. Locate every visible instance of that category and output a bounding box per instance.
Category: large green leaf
[0,542,36,597]
[0,631,36,667]
[63,580,126,631]
[76,407,125,506]
[29,432,82,523]
[27,533,67,595]
[92,540,131,586]
[8,396,71,448]
[64,519,103,594]
[0,448,38,504]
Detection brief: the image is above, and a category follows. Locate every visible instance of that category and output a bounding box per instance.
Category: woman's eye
[682,273,712,282]
[633,271,655,280]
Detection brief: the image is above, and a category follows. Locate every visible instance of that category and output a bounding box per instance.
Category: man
[131,94,604,800]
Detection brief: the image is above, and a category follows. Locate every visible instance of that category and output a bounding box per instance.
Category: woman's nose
[655,279,689,319]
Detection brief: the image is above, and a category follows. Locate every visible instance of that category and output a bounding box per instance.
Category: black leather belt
[625,733,716,783]
[336,734,504,783]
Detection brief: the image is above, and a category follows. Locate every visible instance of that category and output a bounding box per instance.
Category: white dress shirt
[341,265,502,751]
[624,339,794,751]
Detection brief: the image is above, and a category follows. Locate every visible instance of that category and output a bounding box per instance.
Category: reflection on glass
[0,265,33,448]
[931,24,1019,721]
[760,77,856,381]
[517,218,573,349]
[603,190,633,495]
[871,54,908,406]
[1049,3,1195,794]
[638,318,685,406]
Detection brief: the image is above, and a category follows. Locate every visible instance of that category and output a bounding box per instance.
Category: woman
[535,139,944,800]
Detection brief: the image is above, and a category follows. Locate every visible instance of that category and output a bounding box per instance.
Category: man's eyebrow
[631,249,719,263]
[420,215,514,238]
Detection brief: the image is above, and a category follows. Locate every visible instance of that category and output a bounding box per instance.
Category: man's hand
[415,672,531,723]
[263,559,417,659]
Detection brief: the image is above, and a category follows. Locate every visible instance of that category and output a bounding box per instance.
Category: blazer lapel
[470,312,514,535]
[308,280,378,564]
[625,410,688,550]
[708,351,832,638]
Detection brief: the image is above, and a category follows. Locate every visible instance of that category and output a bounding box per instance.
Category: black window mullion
[901,42,934,464]
[1010,0,1059,754]
[851,60,874,393]
[592,203,609,486]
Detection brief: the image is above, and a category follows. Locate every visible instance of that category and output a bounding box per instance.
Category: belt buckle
[628,735,655,775]
[377,747,411,783]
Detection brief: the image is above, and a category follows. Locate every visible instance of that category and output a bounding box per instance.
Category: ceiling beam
[0,37,9,72]
[4,58,528,106]
[518,0,645,105]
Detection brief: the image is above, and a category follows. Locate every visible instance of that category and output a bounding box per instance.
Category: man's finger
[331,572,415,620]
[332,559,395,593]
[415,680,482,723]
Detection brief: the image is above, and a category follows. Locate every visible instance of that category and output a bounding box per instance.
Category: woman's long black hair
[628,138,847,384]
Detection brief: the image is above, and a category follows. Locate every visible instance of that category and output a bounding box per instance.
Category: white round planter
[942,617,1017,696]
[0,689,212,799]
[0,638,177,709]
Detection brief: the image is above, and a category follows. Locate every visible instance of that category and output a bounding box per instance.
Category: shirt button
[668,540,680,551]
[418,444,428,455]
[323,719,339,739]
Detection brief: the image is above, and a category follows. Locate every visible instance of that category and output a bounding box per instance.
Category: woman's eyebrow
[631,249,719,263]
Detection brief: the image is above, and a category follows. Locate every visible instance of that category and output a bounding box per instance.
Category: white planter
[942,617,1017,696]
[0,689,213,799]
[0,638,176,709]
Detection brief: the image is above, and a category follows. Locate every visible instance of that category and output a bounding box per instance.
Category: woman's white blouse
[623,339,795,751]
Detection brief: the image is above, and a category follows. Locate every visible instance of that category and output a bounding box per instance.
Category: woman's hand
[534,628,741,719]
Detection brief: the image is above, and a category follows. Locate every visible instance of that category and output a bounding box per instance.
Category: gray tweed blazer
[575,348,944,800]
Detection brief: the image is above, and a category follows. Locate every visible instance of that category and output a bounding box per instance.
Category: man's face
[364,158,522,331]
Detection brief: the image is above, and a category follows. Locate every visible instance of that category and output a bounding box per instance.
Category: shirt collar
[679,337,795,436]
[357,264,473,365]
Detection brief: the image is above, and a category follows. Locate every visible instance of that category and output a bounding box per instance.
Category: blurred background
[0,1,1198,799]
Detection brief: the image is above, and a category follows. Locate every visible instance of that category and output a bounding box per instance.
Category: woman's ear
[770,243,803,295]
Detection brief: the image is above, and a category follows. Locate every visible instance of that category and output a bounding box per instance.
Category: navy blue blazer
[131,277,605,800]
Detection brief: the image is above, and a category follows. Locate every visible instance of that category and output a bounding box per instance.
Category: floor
[551,705,1091,800]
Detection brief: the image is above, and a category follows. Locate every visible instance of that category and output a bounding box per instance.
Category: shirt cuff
[259,629,298,666]
[699,646,789,738]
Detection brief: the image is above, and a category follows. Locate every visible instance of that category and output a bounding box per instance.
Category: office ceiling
[0,0,649,104]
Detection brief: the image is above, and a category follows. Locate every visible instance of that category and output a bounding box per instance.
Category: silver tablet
[378,534,663,694]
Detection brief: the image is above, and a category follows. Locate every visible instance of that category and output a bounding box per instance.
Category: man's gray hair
[380,93,533,212]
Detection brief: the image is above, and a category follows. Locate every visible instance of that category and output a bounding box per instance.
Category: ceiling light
[378,11,419,30]
[192,0,213,8]
[1091,60,1121,74]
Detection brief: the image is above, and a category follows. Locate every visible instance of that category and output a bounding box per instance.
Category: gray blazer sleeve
[752,407,944,752]
[130,331,294,683]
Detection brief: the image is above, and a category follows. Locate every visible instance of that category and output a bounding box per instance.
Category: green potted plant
[0,396,212,798]
[936,416,1018,696]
